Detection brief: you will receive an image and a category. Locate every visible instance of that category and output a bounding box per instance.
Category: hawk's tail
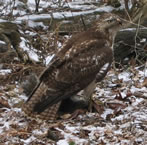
[22,82,61,122]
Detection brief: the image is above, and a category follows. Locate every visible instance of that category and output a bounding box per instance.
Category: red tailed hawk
[22,13,123,121]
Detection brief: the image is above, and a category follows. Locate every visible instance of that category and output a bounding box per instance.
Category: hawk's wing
[26,55,64,101]
[30,38,112,113]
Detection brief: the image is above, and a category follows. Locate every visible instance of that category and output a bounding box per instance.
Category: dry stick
[10,0,15,17]
[80,15,87,31]
[121,18,147,29]
[49,12,53,29]
[134,14,144,64]
[133,91,147,99]
[124,7,132,22]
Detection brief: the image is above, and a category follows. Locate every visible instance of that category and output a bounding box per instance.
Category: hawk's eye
[107,19,115,23]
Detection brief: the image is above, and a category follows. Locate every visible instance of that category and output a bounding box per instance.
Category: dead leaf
[70,109,86,119]
[142,77,147,87]
[130,57,136,66]
[0,97,11,108]
[115,91,123,100]
[92,100,104,114]
[115,91,132,102]
[106,102,127,110]
[47,128,63,141]
[133,91,147,99]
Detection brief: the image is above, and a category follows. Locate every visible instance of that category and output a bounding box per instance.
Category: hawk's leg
[83,80,104,113]
[83,80,97,112]
[69,80,104,119]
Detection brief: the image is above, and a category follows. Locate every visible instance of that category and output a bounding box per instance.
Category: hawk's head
[96,13,123,34]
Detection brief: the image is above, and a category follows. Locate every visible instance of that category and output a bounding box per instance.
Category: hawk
[22,13,123,121]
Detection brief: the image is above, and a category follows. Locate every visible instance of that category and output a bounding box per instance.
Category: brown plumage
[22,13,123,121]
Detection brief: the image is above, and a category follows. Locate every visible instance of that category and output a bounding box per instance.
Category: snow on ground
[20,37,40,62]
[0,62,146,144]
[15,5,114,23]
[0,69,11,75]
[0,0,116,26]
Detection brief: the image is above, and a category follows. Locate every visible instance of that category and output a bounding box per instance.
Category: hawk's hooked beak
[116,18,122,25]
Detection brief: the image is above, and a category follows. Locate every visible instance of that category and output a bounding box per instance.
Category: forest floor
[0,62,146,145]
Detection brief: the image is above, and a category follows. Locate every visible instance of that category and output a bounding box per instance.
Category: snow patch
[0,69,12,75]
[20,37,39,62]
[45,54,55,65]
